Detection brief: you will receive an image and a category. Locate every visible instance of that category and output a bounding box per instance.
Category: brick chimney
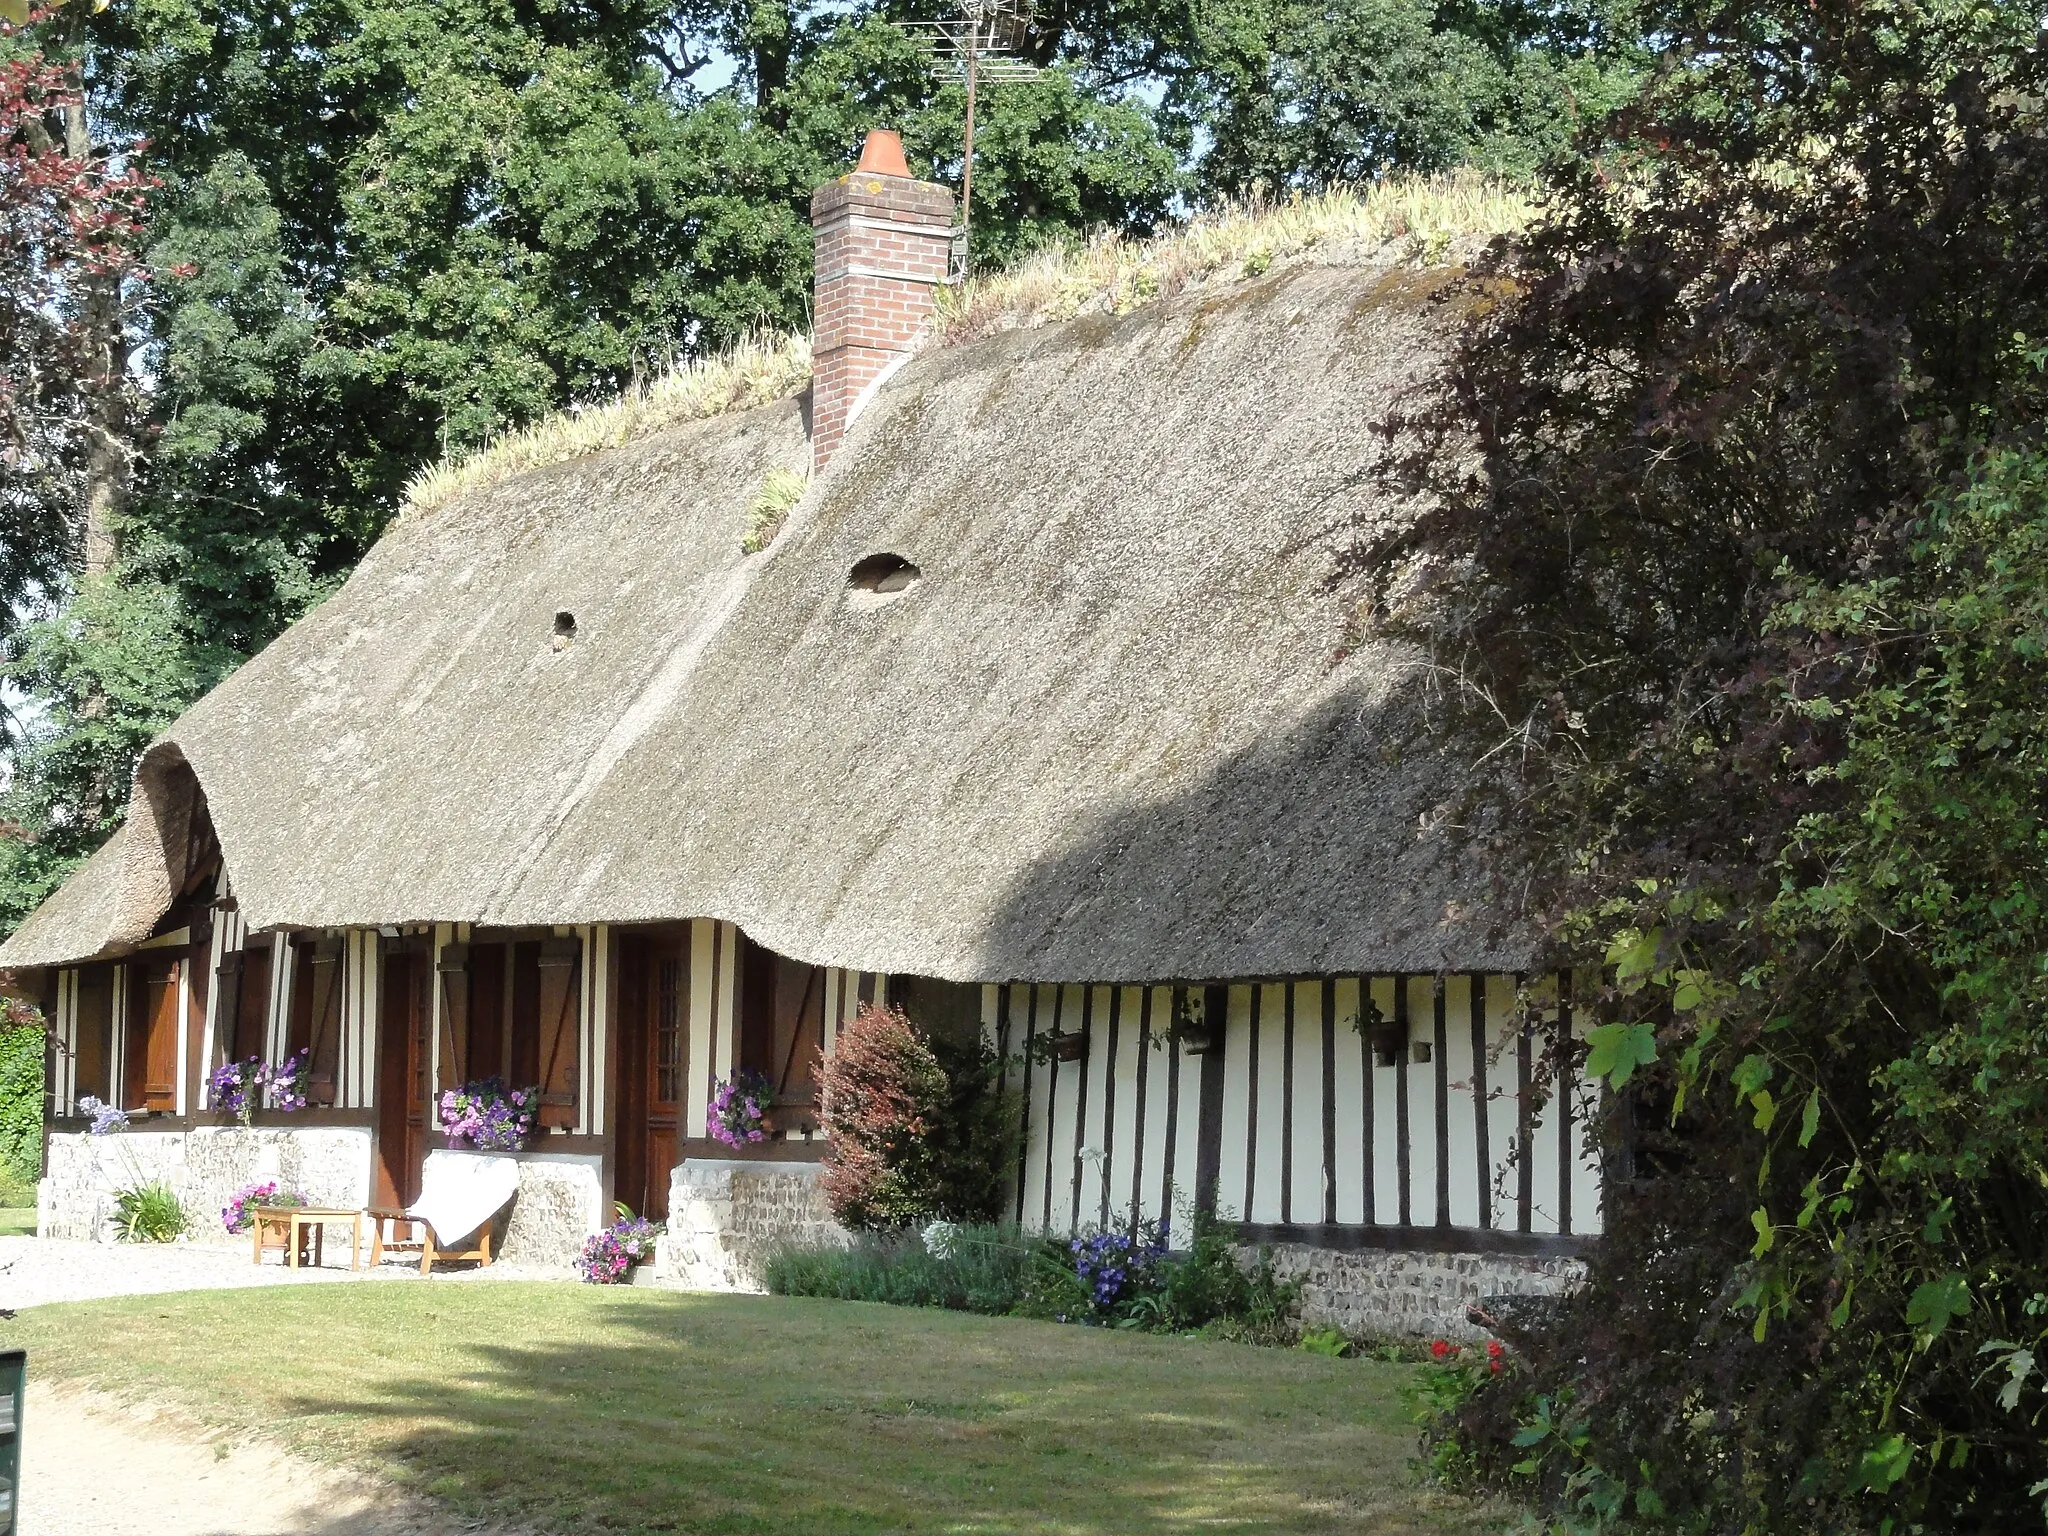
[809,129,956,471]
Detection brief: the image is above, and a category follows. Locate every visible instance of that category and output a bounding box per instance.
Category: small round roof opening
[845,553,921,611]
[551,610,576,651]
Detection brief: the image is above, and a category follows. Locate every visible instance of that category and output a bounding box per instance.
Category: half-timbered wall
[994,973,1602,1244]
[671,918,884,1143]
[425,922,615,1136]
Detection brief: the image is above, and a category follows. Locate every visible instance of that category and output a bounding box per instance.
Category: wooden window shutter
[135,959,180,1111]
[214,949,244,1072]
[535,937,581,1129]
[306,937,345,1105]
[436,943,470,1094]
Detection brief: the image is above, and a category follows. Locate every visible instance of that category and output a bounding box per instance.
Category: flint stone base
[1260,1242,1586,1341]
[656,1159,847,1293]
[38,1131,599,1263]
[495,1153,605,1266]
[39,1129,371,1245]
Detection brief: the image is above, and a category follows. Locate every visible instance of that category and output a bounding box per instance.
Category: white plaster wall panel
[1526,980,1564,1235]
[1290,981,1327,1225]
[1076,985,1113,1227]
[685,918,715,1137]
[1106,985,1143,1224]
[1044,985,1083,1234]
[1369,977,1401,1224]
[1136,989,1175,1227]
[1485,975,1524,1231]
[1405,977,1439,1228]
[1249,982,1286,1224]
[1443,974,1482,1229]
[1168,1008,1205,1227]
[1330,976,1367,1224]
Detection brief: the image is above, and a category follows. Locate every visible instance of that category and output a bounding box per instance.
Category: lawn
[0,1210,34,1237]
[6,1283,1497,1535]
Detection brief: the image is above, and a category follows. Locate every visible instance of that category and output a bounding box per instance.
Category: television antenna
[893,0,1041,275]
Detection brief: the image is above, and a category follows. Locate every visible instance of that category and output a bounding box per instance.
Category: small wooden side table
[250,1206,364,1271]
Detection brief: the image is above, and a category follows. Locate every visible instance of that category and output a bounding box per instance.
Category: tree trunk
[59,28,128,580]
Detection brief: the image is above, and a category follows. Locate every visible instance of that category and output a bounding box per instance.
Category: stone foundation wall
[40,1129,372,1245]
[657,1159,847,1292]
[38,1132,600,1264]
[1261,1243,1586,1342]
[496,1153,605,1266]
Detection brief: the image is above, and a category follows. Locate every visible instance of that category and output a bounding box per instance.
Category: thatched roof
[0,260,1526,981]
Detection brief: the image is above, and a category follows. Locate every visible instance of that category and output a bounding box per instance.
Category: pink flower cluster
[707,1070,773,1149]
[221,1180,304,1234]
[207,1048,311,1119]
[437,1078,537,1150]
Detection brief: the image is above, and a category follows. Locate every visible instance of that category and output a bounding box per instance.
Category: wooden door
[127,957,180,1112]
[616,928,687,1220]
[374,948,432,1209]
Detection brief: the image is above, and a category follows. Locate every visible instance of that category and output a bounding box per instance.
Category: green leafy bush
[764,1223,1046,1315]
[768,1212,1303,1346]
[0,1019,43,1193]
[114,1180,188,1243]
[1383,0,2048,1521]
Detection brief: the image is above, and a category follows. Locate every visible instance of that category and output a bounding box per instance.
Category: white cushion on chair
[408,1150,521,1245]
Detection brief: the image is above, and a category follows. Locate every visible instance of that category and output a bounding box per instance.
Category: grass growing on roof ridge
[402,331,812,517]
[400,172,1532,515]
[932,170,1534,344]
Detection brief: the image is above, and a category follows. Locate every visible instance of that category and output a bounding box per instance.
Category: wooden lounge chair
[367,1149,521,1275]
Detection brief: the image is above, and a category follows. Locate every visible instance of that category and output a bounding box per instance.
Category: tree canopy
[1393,0,2048,1524]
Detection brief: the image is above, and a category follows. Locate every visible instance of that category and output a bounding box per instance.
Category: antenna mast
[894,0,1039,278]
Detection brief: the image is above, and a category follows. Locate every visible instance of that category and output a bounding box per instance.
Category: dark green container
[0,1348,23,1534]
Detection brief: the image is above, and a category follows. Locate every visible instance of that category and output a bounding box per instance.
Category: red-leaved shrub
[817,1003,1014,1229]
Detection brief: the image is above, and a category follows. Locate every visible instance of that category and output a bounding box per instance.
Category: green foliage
[741,466,807,554]
[1186,0,1646,191]
[769,1212,1303,1348]
[1397,0,2048,1525]
[1011,1214,1300,1344]
[0,574,232,930]
[113,1178,188,1243]
[763,1223,1045,1314]
[1297,1326,1351,1357]
[0,1023,44,1189]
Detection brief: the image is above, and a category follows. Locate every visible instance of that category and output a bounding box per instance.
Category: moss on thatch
[742,467,810,555]
[396,174,1531,519]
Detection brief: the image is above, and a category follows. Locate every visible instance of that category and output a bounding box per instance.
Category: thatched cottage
[1,134,1595,1333]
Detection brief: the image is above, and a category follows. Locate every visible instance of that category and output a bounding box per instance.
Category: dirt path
[20,1383,512,1536]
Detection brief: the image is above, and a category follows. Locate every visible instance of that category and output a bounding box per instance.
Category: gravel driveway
[9,1235,558,1532]
[0,1234,570,1310]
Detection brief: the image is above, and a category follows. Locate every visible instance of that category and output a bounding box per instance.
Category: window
[72,964,113,1104]
[438,934,581,1130]
[738,936,825,1131]
[286,935,345,1106]
[655,956,683,1106]
[217,937,272,1066]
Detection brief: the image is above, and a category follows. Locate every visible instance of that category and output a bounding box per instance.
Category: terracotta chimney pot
[855,128,912,179]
